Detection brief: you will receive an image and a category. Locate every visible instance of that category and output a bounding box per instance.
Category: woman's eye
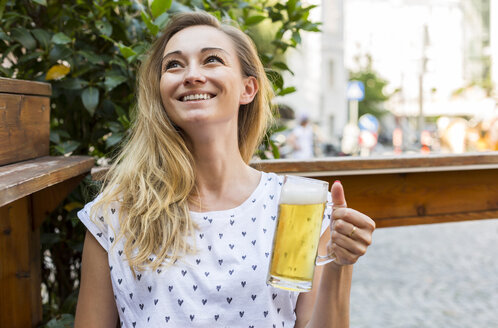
[165,60,181,70]
[205,55,224,64]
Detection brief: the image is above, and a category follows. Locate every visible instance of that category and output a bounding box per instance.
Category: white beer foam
[280,178,327,204]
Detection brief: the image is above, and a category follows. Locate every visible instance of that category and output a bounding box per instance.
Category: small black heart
[199,233,204,239]
[154,299,158,305]
[251,240,256,245]
[118,250,123,256]
[137,274,141,281]
[205,271,210,276]
[110,237,114,243]
[203,216,208,220]
[139,304,144,310]
[229,269,234,275]
[242,255,246,260]
[252,199,256,203]
[118,279,122,285]
[111,208,116,214]
[182,270,187,276]
[165,316,170,322]
[97,232,103,237]
[229,244,234,249]
[157,269,162,274]
[121,307,125,313]
[265,252,270,258]
[190,315,195,321]
[178,299,183,306]
[148,286,152,292]
[214,314,219,321]
[252,217,256,222]
[196,259,201,265]
[272,293,277,300]
[132,322,136,327]
[129,293,133,300]
[218,259,223,265]
[230,219,235,225]
[252,265,257,271]
[226,297,232,304]
[193,285,198,291]
[241,281,246,287]
[242,231,246,236]
[264,311,269,317]
[263,204,267,209]
[277,308,281,313]
[219,233,223,239]
[216,285,221,291]
[271,216,276,221]
[202,299,207,305]
[208,245,212,251]
[168,286,173,292]
[239,311,244,318]
[208,219,212,223]
[263,228,267,233]
[270,194,274,199]
[99,216,104,222]
[251,294,257,301]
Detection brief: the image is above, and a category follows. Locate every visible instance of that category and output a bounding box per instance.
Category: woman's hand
[328,180,375,266]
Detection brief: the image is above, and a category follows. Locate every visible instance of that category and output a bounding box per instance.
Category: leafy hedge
[0,0,320,326]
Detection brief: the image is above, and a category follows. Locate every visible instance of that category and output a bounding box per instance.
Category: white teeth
[181,93,212,101]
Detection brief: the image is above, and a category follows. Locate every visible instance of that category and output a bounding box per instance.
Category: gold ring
[349,226,357,238]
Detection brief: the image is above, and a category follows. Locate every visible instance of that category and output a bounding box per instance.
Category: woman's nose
[183,64,206,85]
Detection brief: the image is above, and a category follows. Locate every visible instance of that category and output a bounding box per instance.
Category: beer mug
[267,175,335,292]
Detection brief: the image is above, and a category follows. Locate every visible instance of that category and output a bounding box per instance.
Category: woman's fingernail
[335,180,341,184]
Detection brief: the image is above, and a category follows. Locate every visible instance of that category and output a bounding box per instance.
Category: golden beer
[269,203,325,286]
[267,175,331,292]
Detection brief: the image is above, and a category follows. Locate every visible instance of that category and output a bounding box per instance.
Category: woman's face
[159,25,257,134]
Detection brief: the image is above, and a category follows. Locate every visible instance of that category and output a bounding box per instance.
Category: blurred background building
[278,0,497,157]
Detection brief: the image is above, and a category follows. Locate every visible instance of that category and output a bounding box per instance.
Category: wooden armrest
[0,156,94,207]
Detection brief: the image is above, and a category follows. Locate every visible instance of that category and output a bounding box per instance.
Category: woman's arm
[74,231,118,328]
[294,231,353,328]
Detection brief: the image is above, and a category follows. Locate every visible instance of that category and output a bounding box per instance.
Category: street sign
[347,80,365,101]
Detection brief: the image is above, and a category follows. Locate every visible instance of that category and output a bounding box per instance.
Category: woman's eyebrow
[161,47,230,64]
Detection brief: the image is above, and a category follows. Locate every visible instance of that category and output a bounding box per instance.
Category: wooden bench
[93,151,498,227]
[0,78,94,328]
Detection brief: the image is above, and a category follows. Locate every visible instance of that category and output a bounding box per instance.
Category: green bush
[1,0,320,325]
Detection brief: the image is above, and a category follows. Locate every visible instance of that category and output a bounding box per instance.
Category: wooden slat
[0,156,95,208]
[0,197,34,328]
[251,152,498,174]
[0,94,50,165]
[0,77,51,97]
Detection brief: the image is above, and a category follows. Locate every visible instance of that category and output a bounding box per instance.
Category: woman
[75,11,375,328]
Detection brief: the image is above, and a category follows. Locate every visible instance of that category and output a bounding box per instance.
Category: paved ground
[350,219,498,328]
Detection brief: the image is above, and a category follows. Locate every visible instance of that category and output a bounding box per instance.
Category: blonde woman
[75,11,375,328]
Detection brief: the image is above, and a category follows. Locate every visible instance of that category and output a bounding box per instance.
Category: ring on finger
[349,226,357,238]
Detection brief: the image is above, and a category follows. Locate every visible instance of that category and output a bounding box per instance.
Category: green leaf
[150,0,172,18]
[272,61,293,74]
[245,15,266,25]
[278,86,296,96]
[49,44,72,61]
[31,0,47,6]
[104,73,127,92]
[78,50,103,65]
[105,132,124,148]
[45,313,74,328]
[11,27,36,50]
[141,11,159,35]
[95,20,112,37]
[52,32,71,45]
[118,43,137,59]
[57,140,80,155]
[0,28,11,42]
[31,28,51,49]
[81,87,99,116]
[154,12,169,30]
[292,31,301,45]
[59,78,88,90]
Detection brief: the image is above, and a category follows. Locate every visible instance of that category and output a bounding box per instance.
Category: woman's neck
[188,134,260,212]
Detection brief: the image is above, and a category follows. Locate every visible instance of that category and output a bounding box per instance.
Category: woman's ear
[239,76,259,105]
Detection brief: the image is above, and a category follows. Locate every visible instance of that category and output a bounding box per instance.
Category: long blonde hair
[91,11,274,274]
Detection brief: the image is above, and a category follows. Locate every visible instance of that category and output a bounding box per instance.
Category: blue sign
[347,80,365,101]
[358,114,379,133]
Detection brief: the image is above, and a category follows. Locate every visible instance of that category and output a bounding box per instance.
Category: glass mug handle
[315,201,336,266]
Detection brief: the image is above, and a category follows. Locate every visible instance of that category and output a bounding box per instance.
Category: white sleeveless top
[77,172,331,328]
